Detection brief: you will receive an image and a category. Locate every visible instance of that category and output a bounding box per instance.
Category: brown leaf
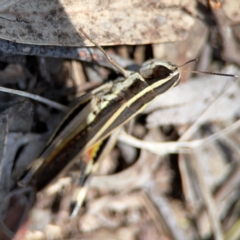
[0,0,194,46]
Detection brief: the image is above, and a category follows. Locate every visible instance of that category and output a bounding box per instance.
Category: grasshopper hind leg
[70,139,107,217]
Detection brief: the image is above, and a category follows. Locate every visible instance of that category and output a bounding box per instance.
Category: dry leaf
[0,0,195,46]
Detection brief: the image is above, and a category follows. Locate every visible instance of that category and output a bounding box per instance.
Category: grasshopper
[20,30,181,193]
[6,28,184,221]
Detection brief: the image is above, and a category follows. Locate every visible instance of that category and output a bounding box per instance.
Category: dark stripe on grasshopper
[44,93,94,149]
[32,60,180,191]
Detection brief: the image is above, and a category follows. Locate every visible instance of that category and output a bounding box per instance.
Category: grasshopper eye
[153,65,172,79]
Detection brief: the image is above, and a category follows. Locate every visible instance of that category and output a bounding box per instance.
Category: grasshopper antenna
[178,59,198,67]
[179,59,238,78]
[79,28,131,78]
[188,70,238,78]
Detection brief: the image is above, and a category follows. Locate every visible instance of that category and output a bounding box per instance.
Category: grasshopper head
[140,59,180,87]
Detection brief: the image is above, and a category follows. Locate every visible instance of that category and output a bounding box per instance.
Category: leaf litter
[0,1,239,240]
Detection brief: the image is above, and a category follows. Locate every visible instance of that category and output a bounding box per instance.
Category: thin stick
[0,86,69,112]
[117,118,240,155]
[193,148,224,240]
